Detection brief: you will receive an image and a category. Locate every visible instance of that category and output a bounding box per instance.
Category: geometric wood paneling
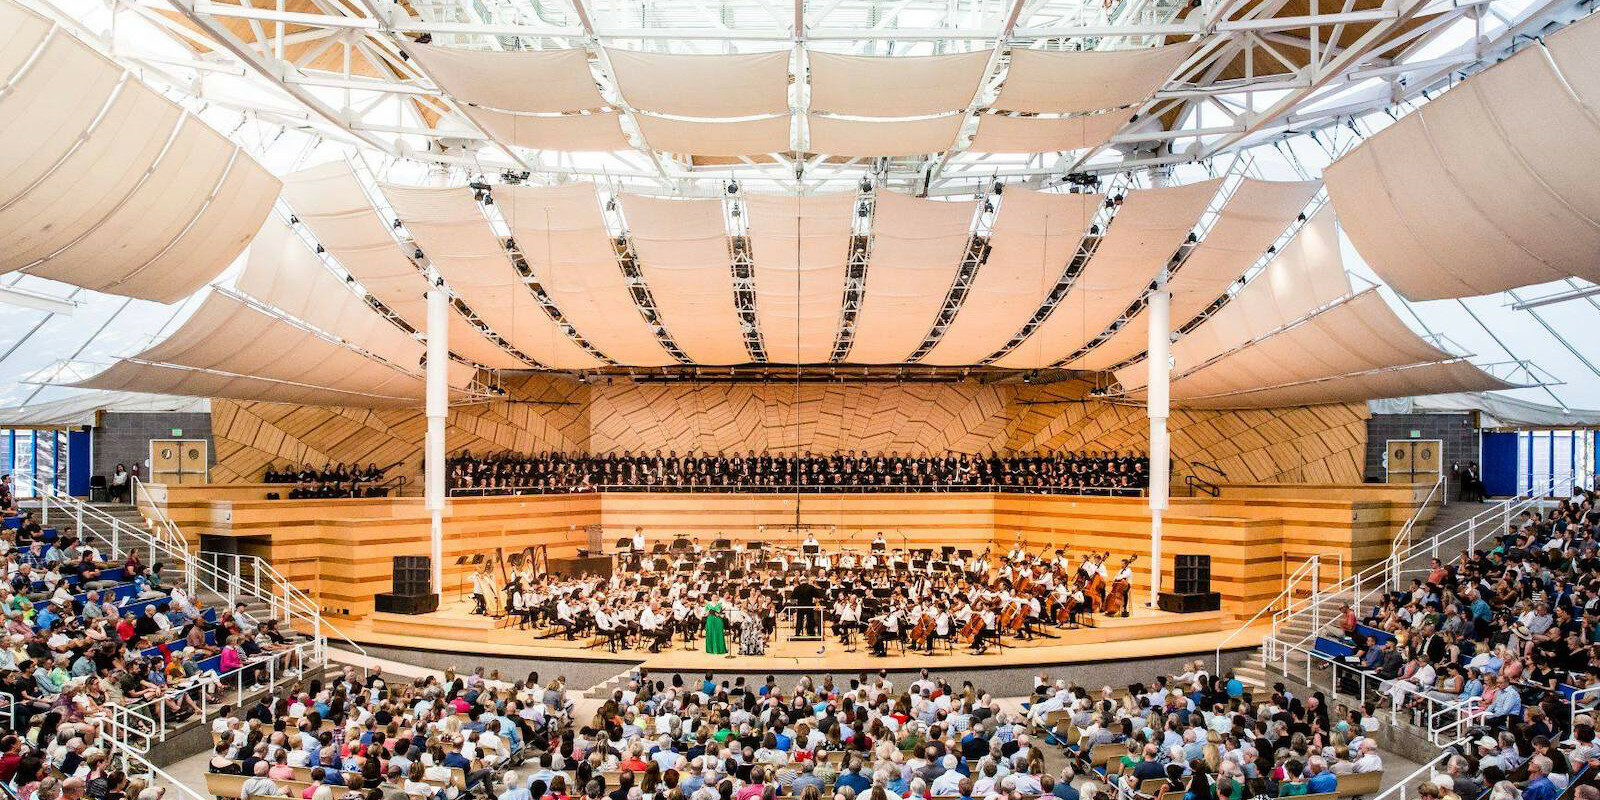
[211,376,1367,488]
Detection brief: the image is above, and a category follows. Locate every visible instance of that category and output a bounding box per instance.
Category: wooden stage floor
[334,599,1269,671]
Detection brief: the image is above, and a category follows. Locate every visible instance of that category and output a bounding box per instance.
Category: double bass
[1103,555,1135,616]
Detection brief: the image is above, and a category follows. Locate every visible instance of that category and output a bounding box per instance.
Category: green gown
[704,602,728,655]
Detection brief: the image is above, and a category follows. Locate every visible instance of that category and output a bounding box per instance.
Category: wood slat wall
[210,378,1368,489]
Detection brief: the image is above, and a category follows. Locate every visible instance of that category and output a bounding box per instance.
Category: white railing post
[75,503,83,538]
[40,490,49,525]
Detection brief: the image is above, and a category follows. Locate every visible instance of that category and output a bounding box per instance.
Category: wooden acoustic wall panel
[210,374,591,485]
[1006,381,1368,484]
[210,376,1365,488]
[585,381,1016,456]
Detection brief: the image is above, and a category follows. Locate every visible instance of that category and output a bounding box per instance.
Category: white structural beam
[424,288,448,599]
[0,286,79,315]
[1146,282,1170,607]
[1198,0,1439,156]
[160,0,399,154]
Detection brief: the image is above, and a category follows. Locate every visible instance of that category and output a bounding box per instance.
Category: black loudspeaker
[392,556,432,596]
[1174,554,1211,595]
[1158,591,1221,613]
[374,592,439,615]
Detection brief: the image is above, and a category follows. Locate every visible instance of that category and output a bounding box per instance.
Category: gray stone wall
[90,411,214,483]
[1364,412,1478,496]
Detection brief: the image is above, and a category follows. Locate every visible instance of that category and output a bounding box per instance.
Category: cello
[909,613,935,651]
[957,608,983,644]
[865,618,886,655]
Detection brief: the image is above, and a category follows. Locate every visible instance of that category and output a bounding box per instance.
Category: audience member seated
[0,506,312,748]
[444,450,1150,497]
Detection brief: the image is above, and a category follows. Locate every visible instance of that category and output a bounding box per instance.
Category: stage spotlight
[414,32,433,43]
[315,244,325,254]
[727,180,740,194]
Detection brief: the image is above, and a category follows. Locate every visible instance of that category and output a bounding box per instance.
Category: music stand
[470,553,485,565]
[712,538,732,551]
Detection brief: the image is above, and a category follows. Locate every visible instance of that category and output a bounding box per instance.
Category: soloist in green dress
[704,602,728,655]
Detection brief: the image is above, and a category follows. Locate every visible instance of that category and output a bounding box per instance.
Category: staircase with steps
[585,665,644,700]
[14,479,364,757]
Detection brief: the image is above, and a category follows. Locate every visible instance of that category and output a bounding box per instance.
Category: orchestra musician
[1104,555,1136,617]
[497,537,1120,658]
[469,563,494,616]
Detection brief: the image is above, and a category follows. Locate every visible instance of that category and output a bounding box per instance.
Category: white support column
[1146,282,1171,607]
[425,288,448,599]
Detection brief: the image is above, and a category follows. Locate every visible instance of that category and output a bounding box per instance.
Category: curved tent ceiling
[6,0,1600,413]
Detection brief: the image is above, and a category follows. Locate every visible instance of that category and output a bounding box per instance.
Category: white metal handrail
[105,702,158,754]
[132,476,197,557]
[121,475,368,666]
[121,641,324,742]
[1215,554,1322,672]
[1264,476,1574,653]
[98,722,213,800]
[1358,740,1464,800]
[1569,684,1600,723]
[1388,474,1448,567]
[1265,635,1486,745]
[195,551,369,666]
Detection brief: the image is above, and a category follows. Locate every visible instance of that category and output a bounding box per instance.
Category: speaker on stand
[1158,554,1221,613]
[375,555,439,615]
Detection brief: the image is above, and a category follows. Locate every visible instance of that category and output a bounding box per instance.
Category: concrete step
[584,666,641,700]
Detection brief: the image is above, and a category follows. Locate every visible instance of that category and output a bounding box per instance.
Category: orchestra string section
[446,449,1151,495]
[465,531,1138,658]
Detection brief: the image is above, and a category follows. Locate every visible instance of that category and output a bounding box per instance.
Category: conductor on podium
[793,571,823,638]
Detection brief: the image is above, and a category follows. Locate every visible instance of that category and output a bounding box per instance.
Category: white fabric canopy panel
[498,184,674,367]
[993,43,1197,113]
[995,179,1222,369]
[131,292,428,401]
[0,0,280,303]
[635,115,792,157]
[620,195,750,366]
[466,107,633,152]
[605,48,791,117]
[71,360,424,409]
[921,189,1099,366]
[1122,290,1448,400]
[805,114,964,157]
[237,217,427,373]
[846,194,977,364]
[968,112,1126,153]
[1117,206,1351,390]
[1324,12,1600,301]
[381,184,601,370]
[280,162,527,370]
[1176,359,1518,409]
[745,193,856,364]
[1068,179,1320,371]
[406,43,605,112]
[807,51,990,116]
